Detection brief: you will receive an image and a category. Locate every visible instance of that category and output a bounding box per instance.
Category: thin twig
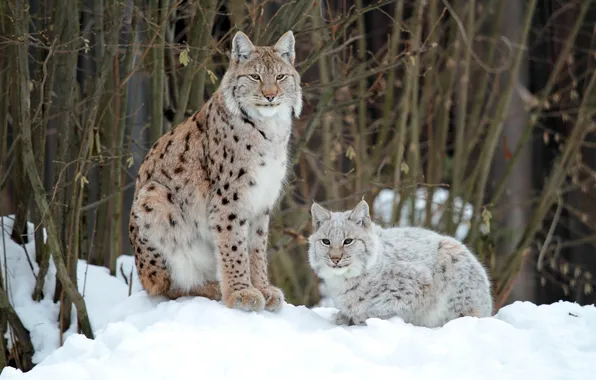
[441,0,513,74]
[537,192,563,272]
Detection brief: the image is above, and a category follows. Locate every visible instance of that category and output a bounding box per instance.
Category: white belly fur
[144,192,218,292]
[168,153,286,290]
[167,235,218,292]
[167,155,286,290]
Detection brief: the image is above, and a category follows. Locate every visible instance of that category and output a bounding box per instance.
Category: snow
[372,187,488,241]
[3,215,596,380]
[2,296,596,379]
[0,217,137,363]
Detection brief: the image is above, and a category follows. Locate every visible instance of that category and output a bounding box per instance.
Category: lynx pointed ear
[349,200,371,228]
[311,202,331,230]
[274,30,295,65]
[232,31,255,62]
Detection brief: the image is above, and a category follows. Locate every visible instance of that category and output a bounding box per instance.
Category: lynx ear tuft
[311,202,331,230]
[232,31,255,62]
[274,31,296,65]
[349,200,371,228]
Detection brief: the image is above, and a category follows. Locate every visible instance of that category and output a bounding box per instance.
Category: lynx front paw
[259,286,285,312]
[333,311,353,326]
[225,287,266,312]
[351,315,368,326]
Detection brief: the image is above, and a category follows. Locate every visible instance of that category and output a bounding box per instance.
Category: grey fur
[308,200,493,327]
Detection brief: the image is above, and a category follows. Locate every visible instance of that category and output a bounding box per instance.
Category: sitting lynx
[128,31,302,312]
[308,200,493,327]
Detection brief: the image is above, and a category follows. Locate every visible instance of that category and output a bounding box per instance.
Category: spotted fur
[308,200,493,327]
[129,31,302,312]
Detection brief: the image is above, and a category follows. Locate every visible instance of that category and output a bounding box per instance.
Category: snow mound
[2,297,596,380]
[3,215,596,379]
[0,216,138,363]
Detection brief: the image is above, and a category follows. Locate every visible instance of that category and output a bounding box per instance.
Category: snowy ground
[2,216,596,379]
[3,298,596,380]
[0,217,141,363]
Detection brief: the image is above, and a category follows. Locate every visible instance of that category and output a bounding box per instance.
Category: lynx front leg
[211,208,265,312]
[249,212,284,312]
[333,311,354,326]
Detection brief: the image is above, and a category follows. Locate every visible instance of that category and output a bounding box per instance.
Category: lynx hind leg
[458,308,481,318]
[166,281,222,301]
[132,240,222,301]
[454,299,493,321]
[189,281,222,300]
[438,239,468,262]
[448,285,492,321]
[130,180,184,297]
[438,239,493,319]
[132,180,187,242]
[133,245,171,297]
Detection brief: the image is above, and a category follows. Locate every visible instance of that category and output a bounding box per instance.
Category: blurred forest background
[1,0,596,371]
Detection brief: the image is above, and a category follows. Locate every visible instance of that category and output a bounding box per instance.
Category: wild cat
[308,200,493,327]
[129,30,302,312]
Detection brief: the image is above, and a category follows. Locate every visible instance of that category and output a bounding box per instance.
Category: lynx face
[221,31,303,120]
[308,201,379,279]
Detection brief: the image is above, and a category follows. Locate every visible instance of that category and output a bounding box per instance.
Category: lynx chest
[245,118,290,215]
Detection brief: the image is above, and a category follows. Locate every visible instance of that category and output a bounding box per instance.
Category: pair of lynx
[129,31,492,328]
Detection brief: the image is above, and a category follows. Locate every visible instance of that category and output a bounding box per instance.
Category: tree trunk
[0,286,34,372]
[12,0,94,340]
[492,0,534,304]
[174,0,217,124]
[109,0,139,275]
[150,0,170,143]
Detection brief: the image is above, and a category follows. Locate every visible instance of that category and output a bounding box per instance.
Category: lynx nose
[262,87,278,102]
[329,255,342,265]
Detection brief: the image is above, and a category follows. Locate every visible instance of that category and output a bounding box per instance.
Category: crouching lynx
[128,30,302,312]
[308,200,493,327]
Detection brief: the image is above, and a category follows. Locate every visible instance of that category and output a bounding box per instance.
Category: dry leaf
[179,46,190,67]
[481,207,492,233]
[400,162,409,175]
[80,175,89,188]
[207,69,218,85]
[345,145,356,160]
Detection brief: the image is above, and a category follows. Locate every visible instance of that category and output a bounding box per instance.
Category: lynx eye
[276,74,287,81]
[343,238,354,246]
[321,239,331,246]
[249,74,261,81]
